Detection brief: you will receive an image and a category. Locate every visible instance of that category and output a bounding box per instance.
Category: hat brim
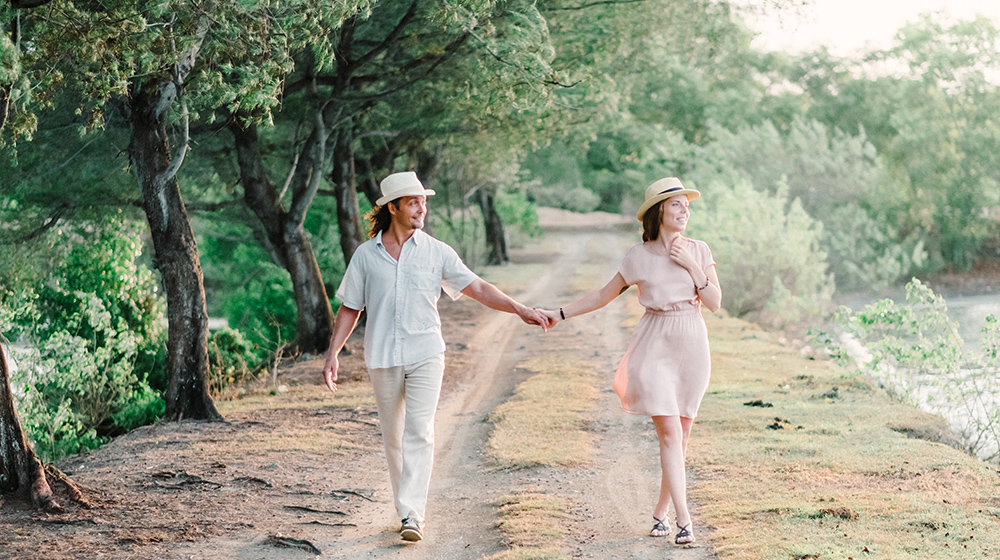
[376,188,436,207]
[636,189,700,221]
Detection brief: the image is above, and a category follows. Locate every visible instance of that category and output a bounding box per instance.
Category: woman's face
[659,194,690,233]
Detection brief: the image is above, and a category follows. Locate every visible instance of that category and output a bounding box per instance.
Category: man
[321,171,550,542]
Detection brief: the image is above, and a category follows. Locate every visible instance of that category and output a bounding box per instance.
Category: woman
[543,177,721,545]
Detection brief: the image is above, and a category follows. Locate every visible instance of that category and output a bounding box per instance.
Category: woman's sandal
[650,516,670,537]
[674,523,695,545]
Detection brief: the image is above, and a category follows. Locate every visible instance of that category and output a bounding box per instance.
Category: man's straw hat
[376,172,436,206]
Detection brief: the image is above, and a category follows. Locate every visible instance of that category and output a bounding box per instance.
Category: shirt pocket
[408,263,442,294]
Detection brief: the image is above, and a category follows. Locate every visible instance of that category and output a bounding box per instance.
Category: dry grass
[216,383,375,414]
[189,429,368,456]
[485,355,598,470]
[690,311,1000,559]
[478,492,573,560]
[478,548,569,560]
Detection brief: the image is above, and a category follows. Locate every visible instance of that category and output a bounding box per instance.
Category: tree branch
[0,205,69,245]
[541,0,647,11]
[350,0,419,69]
[10,0,56,8]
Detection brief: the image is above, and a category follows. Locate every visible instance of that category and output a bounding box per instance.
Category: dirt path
[1,213,718,560]
[315,217,717,559]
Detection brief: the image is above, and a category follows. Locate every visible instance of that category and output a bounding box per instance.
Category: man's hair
[641,200,663,242]
[366,201,395,238]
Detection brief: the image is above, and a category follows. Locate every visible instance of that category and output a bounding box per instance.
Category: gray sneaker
[400,518,423,542]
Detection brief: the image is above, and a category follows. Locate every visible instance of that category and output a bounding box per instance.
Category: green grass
[690,311,1000,559]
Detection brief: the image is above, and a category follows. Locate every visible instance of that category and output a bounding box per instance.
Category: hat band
[659,187,682,195]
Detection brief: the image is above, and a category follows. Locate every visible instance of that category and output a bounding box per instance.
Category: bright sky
[747,0,1000,55]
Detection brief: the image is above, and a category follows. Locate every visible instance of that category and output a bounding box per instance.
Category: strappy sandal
[650,516,670,537]
[674,522,695,545]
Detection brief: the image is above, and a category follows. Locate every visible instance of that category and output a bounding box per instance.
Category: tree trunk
[229,120,334,355]
[129,90,220,421]
[1,342,61,512]
[126,18,220,421]
[479,188,509,265]
[331,129,365,264]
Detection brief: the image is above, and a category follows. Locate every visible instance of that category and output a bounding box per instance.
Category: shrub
[220,262,297,352]
[496,182,542,246]
[687,179,834,328]
[822,203,927,293]
[1,219,166,461]
[207,327,262,400]
[530,184,601,213]
[823,279,1000,463]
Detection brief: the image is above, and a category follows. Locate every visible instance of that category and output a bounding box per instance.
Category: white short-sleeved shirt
[336,229,479,369]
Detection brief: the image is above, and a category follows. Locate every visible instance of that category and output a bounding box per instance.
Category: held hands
[540,308,562,329]
[519,305,554,332]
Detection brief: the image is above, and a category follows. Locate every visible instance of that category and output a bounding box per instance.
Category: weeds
[817,278,1000,462]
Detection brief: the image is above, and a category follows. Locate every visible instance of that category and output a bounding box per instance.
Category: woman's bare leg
[652,415,695,542]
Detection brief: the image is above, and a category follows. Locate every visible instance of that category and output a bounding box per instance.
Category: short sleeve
[694,240,716,271]
[440,244,479,300]
[618,245,642,286]
[336,253,367,311]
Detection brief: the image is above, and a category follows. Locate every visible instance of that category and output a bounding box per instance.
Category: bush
[207,327,263,400]
[823,203,927,293]
[200,225,298,359]
[687,179,834,328]
[823,279,1000,463]
[496,181,542,247]
[531,184,601,213]
[1,219,167,461]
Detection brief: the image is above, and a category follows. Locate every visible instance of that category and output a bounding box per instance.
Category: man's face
[390,195,427,230]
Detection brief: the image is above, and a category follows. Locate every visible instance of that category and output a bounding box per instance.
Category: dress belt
[644,304,700,317]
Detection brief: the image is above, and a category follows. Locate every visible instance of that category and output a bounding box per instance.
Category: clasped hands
[520,306,564,332]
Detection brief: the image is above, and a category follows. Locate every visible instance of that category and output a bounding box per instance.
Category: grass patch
[478,548,569,560]
[486,355,597,469]
[478,491,572,560]
[690,311,1000,559]
[191,428,368,456]
[216,383,375,414]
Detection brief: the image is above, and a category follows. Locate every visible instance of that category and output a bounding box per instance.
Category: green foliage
[688,179,834,328]
[207,327,261,400]
[496,182,542,246]
[822,203,926,293]
[824,279,1000,463]
[783,14,1000,272]
[198,222,297,357]
[1,219,166,461]
[429,198,488,270]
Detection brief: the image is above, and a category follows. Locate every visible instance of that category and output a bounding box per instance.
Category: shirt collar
[376,228,424,248]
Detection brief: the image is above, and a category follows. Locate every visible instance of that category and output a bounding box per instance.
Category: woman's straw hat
[376,172,437,206]
[635,177,700,221]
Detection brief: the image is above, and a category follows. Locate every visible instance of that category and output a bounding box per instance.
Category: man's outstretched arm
[460,278,551,331]
[321,304,362,392]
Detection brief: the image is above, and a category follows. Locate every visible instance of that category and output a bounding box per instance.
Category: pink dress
[614,239,715,418]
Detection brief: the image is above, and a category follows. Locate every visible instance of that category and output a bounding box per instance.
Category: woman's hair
[641,200,663,242]
[366,202,395,238]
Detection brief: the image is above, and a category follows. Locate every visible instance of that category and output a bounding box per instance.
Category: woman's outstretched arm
[544,272,629,325]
